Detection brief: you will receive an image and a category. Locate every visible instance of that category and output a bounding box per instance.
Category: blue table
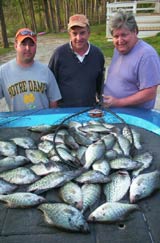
[0,107,159,135]
[0,107,160,243]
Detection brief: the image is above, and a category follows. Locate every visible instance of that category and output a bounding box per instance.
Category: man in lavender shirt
[103,11,160,109]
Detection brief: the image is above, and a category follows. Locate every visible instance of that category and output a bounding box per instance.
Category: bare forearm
[103,86,158,107]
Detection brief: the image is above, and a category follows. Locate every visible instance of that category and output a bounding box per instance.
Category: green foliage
[90,24,114,57]
[0,24,160,57]
[144,33,160,55]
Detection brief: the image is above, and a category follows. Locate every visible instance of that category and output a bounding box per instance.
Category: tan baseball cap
[15,28,37,44]
[68,14,89,30]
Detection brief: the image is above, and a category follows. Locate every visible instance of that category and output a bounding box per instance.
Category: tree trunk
[18,0,27,27]
[48,0,56,32]
[54,0,61,32]
[42,0,51,31]
[28,0,37,32]
[0,0,9,48]
[64,0,70,30]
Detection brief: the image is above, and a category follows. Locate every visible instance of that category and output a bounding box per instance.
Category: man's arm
[103,86,158,107]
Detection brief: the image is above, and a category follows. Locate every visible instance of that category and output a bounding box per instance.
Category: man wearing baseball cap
[49,14,105,108]
[0,27,61,111]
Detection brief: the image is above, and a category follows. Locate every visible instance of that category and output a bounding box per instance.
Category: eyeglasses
[16,30,37,37]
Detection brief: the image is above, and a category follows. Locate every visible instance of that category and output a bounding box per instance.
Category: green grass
[0,24,160,57]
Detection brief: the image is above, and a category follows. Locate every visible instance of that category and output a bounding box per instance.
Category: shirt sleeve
[138,54,160,90]
[46,68,61,102]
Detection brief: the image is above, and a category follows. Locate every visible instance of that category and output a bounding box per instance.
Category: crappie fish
[112,142,123,155]
[27,168,84,194]
[92,158,111,176]
[30,161,70,176]
[78,123,110,133]
[101,134,116,150]
[0,155,29,172]
[130,170,160,203]
[122,126,142,150]
[41,133,64,144]
[84,140,106,169]
[103,171,131,202]
[25,149,49,164]
[27,124,53,133]
[132,152,153,177]
[59,181,83,209]
[81,183,101,213]
[0,179,17,194]
[49,143,70,160]
[10,137,36,149]
[0,192,46,208]
[102,122,116,130]
[75,170,111,184]
[109,157,142,170]
[54,134,66,144]
[68,121,82,130]
[38,203,89,232]
[64,134,79,150]
[56,147,76,162]
[116,134,131,156]
[88,202,139,222]
[69,128,93,146]
[0,167,39,185]
[50,155,62,162]
[56,128,69,137]
[105,149,117,160]
[0,140,17,157]
[55,147,79,167]
[38,140,54,154]
[75,146,87,162]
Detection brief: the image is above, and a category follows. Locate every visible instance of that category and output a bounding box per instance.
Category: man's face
[112,27,138,54]
[15,38,36,65]
[69,26,90,52]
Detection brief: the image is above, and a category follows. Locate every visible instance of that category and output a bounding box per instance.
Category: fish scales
[88,202,139,222]
[132,151,153,177]
[38,203,89,232]
[0,155,29,172]
[84,140,106,169]
[10,137,36,149]
[116,134,131,156]
[27,169,84,194]
[0,167,39,185]
[0,179,17,194]
[71,129,93,146]
[122,126,142,150]
[0,140,17,157]
[81,183,101,213]
[92,158,111,176]
[64,134,79,150]
[103,170,131,202]
[38,140,54,154]
[130,170,160,203]
[75,170,111,184]
[101,134,116,150]
[25,149,49,164]
[0,192,46,208]
[59,181,83,209]
[109,157,142,170]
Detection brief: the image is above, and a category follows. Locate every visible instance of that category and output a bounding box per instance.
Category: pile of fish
[0,118,159,233]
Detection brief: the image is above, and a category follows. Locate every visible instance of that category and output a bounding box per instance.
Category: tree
[48,0,57,32]
[28,0,37,32]
[18,0,27,26]
[0,0,9,48]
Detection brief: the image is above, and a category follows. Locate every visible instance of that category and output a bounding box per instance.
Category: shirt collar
[69,41,90,56]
